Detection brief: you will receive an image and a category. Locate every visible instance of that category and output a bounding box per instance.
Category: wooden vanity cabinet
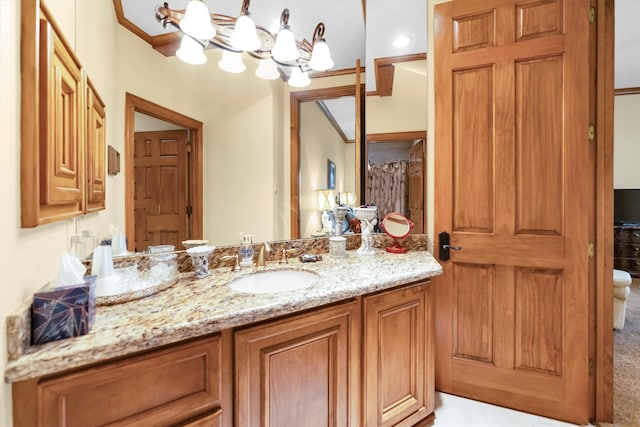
[234,300,361,427]
[12,281,435,427]
[234,280,435,427]
[12,333,233,427]
[363,281,434,427]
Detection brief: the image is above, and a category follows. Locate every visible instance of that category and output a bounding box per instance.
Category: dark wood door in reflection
[133,130,188,252]
[408,139,424,233]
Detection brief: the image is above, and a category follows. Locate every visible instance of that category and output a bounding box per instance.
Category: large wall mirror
[22,0,427,249]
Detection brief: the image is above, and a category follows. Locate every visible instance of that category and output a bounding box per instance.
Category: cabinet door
[35,335,224,427]
[235,300,360,427]
[38,18,84,220]
[363,281,434,426]
[85,78,106,212]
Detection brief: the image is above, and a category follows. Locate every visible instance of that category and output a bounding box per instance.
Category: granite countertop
[4,249,442,383]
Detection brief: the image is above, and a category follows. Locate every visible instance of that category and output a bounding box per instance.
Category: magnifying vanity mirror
[380,212,414,254]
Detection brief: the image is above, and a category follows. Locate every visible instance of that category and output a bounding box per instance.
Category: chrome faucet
[256,242,271,269]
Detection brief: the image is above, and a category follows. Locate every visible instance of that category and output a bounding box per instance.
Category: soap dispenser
[239,233,255,268]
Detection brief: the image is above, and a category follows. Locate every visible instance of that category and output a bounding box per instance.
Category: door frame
[594,0,615,421]
[124,93,204,252]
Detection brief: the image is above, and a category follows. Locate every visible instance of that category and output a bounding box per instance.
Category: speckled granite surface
[5,238,441,383]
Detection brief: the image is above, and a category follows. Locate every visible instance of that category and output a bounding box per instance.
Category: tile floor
[434,392,596,427]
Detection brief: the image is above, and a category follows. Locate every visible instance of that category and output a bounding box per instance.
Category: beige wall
[299,102,354,237]
[114,28,281,246]
[614,93,640,188]
[1,0,119,424]
[367,62,428,134]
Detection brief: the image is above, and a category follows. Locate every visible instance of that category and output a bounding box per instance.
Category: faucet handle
[279,247,299,264]
[221,255,241,271]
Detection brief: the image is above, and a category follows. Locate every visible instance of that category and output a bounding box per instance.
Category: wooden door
[234,301,360,427]
[434,0,592,424]
[133,130,188,252]
[408,140,425,233]
[362,281,434,427]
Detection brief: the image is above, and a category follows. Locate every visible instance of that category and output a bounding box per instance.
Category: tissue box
[31,276,96,345]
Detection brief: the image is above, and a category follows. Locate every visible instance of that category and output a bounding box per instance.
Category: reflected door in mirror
[134,130,188,252]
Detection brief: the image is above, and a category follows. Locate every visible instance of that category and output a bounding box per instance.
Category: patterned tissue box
[31,276,96,345]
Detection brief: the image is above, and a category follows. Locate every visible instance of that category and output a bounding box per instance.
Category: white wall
[614,94,640,188]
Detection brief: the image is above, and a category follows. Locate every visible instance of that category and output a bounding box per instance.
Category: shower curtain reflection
[367,161,409,219]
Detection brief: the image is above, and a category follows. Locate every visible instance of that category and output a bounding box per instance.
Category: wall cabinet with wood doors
[21,1,106,227]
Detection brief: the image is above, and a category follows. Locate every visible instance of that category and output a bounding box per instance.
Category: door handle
[438,231,462,261]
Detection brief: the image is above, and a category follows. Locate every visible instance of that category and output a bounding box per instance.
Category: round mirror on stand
[380,212,414,253]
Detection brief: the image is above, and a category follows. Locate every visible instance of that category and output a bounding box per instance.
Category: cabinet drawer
[614,227,640,243]
[614,243,640,258]
[37,335,222,427]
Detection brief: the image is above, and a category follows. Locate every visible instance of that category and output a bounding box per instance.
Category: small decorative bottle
[239,233,255,268]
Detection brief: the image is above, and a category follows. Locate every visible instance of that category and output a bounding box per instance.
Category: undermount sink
[227,269,320,294]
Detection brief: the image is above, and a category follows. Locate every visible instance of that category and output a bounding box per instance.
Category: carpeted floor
[611,280,640,426]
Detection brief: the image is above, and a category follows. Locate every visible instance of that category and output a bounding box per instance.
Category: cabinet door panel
[363,282,433,427]
[235,301,360,427]
[86,78,106,212]
[39,19,84,215]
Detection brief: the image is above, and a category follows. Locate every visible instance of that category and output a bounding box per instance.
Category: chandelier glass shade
[156,0,335,83]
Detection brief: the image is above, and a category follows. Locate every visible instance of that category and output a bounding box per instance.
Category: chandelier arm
[313,22,325,42]
[240,0,251,15]
[280,8,290,27]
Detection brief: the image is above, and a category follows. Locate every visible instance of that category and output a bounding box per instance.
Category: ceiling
[117,0,427,91]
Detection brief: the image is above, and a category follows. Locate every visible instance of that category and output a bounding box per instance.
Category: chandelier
[156,0,335,87]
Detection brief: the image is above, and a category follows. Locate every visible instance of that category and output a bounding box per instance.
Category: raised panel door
[85,78,106,212]
[235,301,360,427]
[434,0,593,423]
[37,18,84,221]
[363,281,434,427]
[133,130,188,252]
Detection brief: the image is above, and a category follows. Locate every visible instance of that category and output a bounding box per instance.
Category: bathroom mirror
[380,212,414,253]
[20,0,427,249]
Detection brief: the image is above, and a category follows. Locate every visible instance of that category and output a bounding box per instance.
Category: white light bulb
[272,26,299,63]
[255,59,280,80]
[230,14,261,51]
[308,40,334,71]
[176,35,207,65]
[180,0,216,40]
[218,51,246,73]
[288,67,310,87]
